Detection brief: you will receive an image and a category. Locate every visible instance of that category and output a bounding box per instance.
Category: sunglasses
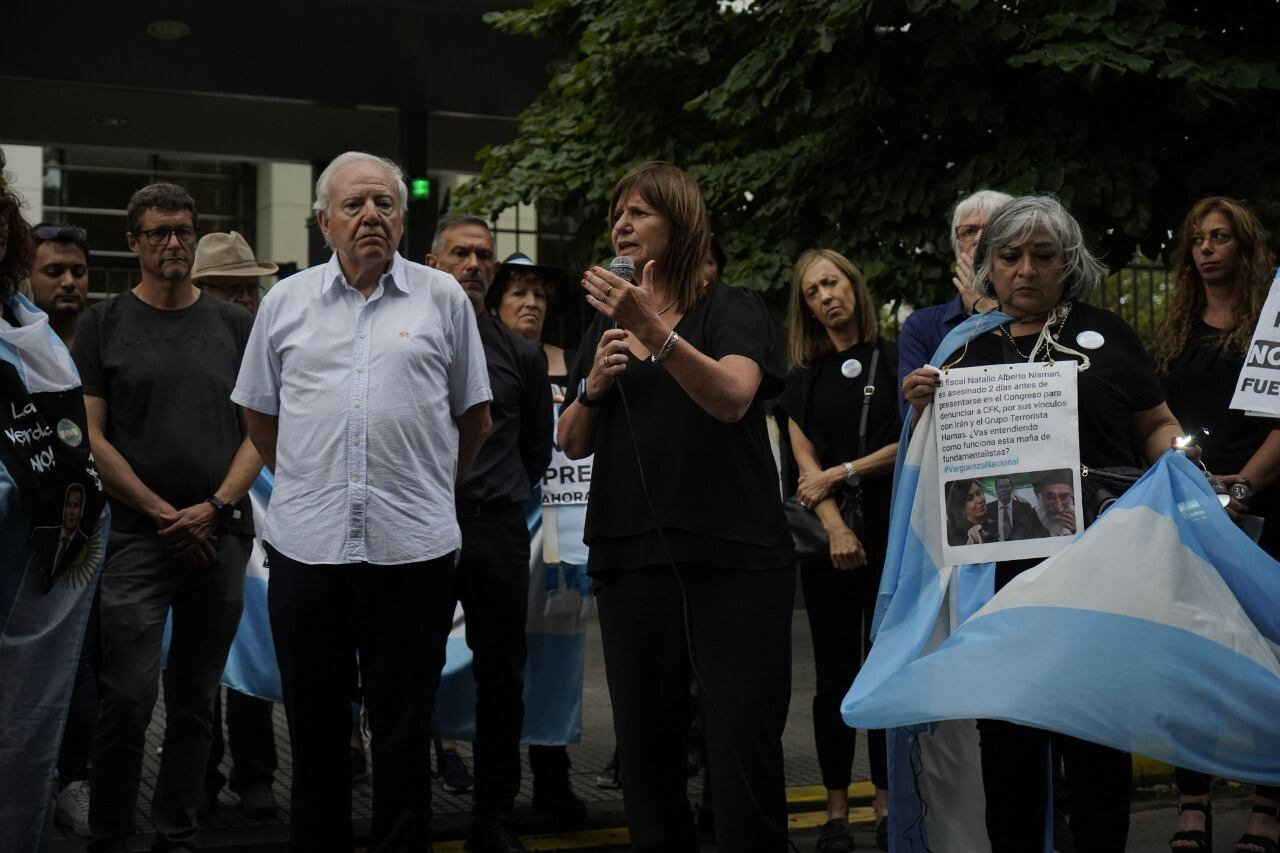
[34,223,88,243]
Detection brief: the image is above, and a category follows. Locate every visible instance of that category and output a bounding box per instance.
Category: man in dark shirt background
[427,215,553,853]
[73,183,262,853]
[986,475,1048,542]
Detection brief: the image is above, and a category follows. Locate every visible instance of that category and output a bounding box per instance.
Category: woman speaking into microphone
[559,161,794,852]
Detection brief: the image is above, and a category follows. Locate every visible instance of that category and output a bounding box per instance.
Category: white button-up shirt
[232,253,491,565]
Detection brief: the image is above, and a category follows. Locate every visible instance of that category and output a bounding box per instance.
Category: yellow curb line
[424,805,877,851]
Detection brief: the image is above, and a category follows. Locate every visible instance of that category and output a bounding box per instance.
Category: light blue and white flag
[435,493,590,745]
[219,469,280,701]
[844,313,1280,852]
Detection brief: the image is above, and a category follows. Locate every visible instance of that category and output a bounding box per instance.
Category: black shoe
[594,753,621,789]
[465,818,528,852]
[438,747,474,794]
[816,817,855,853]
[238,782,279,820]
[532,785,587,826]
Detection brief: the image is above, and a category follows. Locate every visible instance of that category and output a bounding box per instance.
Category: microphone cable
[612,373,803,853]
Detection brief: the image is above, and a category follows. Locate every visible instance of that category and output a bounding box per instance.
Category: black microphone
[609,255,636,284]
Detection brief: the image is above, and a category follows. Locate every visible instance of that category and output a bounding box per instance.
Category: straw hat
[191,231,279,279]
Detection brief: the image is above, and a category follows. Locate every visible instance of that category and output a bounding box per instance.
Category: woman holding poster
[902,194,1187,853]
[1152,197,1280,853]
[780,249,900,851]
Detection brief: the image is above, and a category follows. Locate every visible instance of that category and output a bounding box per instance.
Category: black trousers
[204,686,277,794]
[454,503,530,818]
[978,719,1131,853]
[266,544,454,853]
[89,530,249,853]
[597,564,795,853]
[1175,766,1280,800]
[800,556,888,792]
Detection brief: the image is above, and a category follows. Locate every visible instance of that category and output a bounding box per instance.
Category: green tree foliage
[455,0,1280,309]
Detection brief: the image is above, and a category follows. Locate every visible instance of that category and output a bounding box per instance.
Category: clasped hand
[156,502,219,568]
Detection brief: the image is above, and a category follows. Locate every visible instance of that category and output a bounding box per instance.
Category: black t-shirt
[564,281,793,574]
[952,302,1164,469]
[1162,317,1280,554]
[951,302,1164,591]
[72,291,254,534]
[779,341,903,561]
[459,312,553,504]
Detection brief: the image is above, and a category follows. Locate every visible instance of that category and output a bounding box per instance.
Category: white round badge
[1076,330,1105,350]
[841,358,863,379]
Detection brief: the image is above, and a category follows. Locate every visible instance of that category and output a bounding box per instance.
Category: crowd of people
[1,143,1277,853]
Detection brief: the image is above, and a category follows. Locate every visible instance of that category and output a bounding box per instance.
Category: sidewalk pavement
[53,604,865,851]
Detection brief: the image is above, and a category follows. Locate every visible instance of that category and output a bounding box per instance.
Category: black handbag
[785,346,878,558]
[1080,465,1144,527]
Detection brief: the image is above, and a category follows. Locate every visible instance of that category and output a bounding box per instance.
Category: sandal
[1235,804,1280,853]
[1170,800,1212,852]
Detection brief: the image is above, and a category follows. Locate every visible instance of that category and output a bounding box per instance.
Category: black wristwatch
[206,495,235,523]
[577,378,600,408]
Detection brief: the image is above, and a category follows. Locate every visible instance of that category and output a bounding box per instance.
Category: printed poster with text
[934,362,1082,565]
[1229,267,1280,416]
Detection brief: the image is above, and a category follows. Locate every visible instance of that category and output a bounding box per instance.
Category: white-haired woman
[902,195,1187,853]
[896,189,1012,416]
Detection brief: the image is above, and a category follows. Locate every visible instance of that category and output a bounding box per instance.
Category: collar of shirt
[942,293,967,326]
[319,252,409,301]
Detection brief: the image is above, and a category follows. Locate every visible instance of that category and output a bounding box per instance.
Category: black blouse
[1162,317,1280,555]
[951,302,1164,469]
[564,281,793,574]
[779,341,902,560]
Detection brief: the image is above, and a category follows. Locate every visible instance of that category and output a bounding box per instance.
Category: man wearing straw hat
[190,231,281,820]
[191,231,278,315]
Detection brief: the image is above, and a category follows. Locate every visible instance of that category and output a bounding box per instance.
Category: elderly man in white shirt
[232,151,492,853]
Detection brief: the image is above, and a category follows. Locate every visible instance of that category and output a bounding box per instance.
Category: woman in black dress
[1152,196,1280,853]
[558,161,794,852]
[779,249,898,851]
[902,194,1188,853]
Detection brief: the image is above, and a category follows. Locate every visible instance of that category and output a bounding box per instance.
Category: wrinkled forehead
[441,224,494,254]
[995,222,1061,253]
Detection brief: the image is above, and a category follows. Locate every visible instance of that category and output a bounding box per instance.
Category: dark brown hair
[0,175,35,300]
[609,162,709,313]
[125,182,198,236]
[1152,197,1275,371]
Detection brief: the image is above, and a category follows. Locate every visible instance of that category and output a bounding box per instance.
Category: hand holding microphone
[582,255,662,334]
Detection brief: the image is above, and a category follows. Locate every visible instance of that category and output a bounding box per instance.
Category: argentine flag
[843,312,1280,852]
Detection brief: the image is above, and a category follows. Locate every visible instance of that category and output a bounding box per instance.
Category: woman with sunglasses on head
[778,249,898,851]
[1152,197,1280,853]
[558,161,793,852]
[902,194,1189,853]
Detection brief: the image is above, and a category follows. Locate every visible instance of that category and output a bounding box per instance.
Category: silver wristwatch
[1230,482,1252,503]
[843,461,860,486]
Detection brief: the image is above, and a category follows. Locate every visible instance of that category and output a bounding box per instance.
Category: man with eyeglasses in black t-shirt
[72,183,263,853]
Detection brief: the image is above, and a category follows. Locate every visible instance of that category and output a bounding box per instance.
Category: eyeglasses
[200,281,262,298]
[134,226,198,247]
[34,224,88,242]
[955,224,983,243]
[1190,228,1233,248]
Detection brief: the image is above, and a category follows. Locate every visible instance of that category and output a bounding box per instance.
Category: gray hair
[973,194,1106,304]
[431,214,491,254]
[949,189,1013,253]
[312,152,408,215]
